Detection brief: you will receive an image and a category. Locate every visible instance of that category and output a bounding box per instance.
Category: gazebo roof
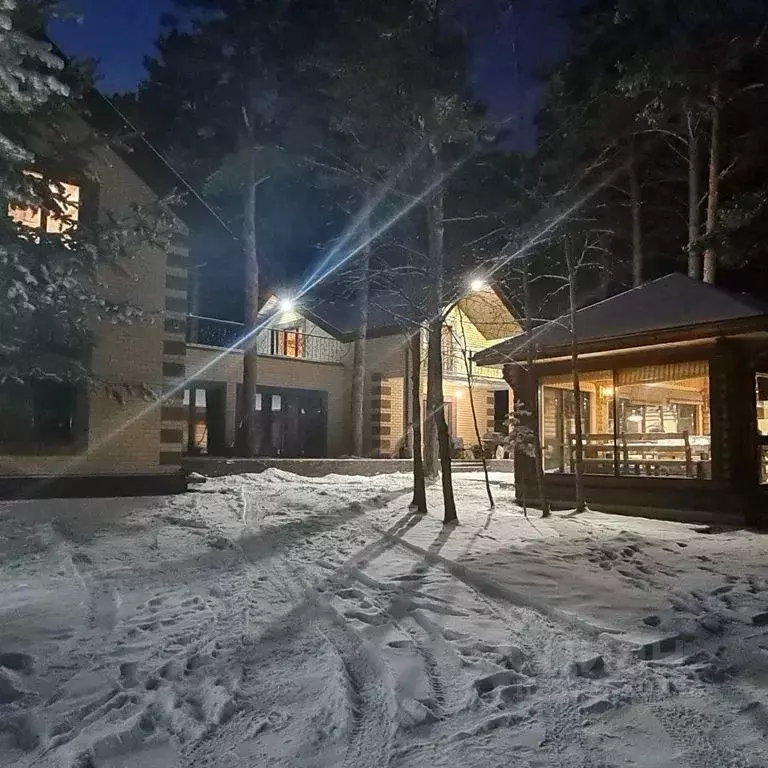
[474,273,768,366]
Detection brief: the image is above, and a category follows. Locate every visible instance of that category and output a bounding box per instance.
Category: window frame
[0,379,89,456]
[270,327,305,358]
[537,358,713,481]
[7,169,85,237]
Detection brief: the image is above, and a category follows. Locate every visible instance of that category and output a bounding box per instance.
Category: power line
[97,92,239,242]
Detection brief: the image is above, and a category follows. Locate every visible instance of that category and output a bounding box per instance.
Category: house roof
[257,284,518,342]
[278,286,518,342]
[81,89,224,234]
[259,292,425,340]
[474,273,768,366]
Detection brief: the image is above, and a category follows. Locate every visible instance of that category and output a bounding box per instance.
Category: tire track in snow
[237,547,398,768]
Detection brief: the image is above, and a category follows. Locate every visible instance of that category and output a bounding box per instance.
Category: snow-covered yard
[2,470,768,768]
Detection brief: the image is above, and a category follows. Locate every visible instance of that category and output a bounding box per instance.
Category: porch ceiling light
[279,296,295,312]
[470,279,488,292]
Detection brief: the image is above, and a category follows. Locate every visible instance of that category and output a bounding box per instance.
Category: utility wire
[97,91,240,242]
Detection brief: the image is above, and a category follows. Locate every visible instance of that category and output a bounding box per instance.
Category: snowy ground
[2,471,768,768]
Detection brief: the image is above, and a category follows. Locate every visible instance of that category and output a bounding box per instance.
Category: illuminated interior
[8,172,80,234]
[756,373,768,483]
[540,362,711,479]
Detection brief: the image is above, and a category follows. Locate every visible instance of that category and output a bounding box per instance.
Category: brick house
[0,93,190,497]
[185,285,519,459]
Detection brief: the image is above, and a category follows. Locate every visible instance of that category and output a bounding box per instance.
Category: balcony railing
[187,315,346,364]
[441,351,504,380]
[188,315,243,348]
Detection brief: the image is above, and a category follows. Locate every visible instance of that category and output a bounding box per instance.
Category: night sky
[52,0,573,148]
[51,0,174,92]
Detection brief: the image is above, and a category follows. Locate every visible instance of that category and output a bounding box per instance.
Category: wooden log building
[474,274,768,524]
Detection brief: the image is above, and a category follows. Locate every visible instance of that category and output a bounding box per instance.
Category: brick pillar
[370,373,393,457]
[160,245,188,470]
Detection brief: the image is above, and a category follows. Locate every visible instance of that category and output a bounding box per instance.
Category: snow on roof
[475,273,768,366]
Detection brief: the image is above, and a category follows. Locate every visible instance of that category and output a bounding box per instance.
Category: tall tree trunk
[703,82,721,285]
[409,331,427,513]
[564,237,586,513]
[523,260,550,517]
[237,144,259,456]
[428,315,457,523]
[350,239,370,456]
[628,136,643,287]
[686,103,702,280]
[425,153,457,524]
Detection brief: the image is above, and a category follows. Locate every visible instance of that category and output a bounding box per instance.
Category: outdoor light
[455,389,464,398]
[470,279,487,292]
[279,297,295,313]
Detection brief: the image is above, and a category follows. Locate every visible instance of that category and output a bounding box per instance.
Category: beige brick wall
[363,336,408,456]
[1,144,185,478]
[0,389,174,476]
[185,345,350,456]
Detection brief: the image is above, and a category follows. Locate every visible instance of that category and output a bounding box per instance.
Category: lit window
[539,362,711,480]
[271,328,305,358]
[8,171,81,235]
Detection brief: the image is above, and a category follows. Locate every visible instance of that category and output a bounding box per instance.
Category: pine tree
[1,1,173,390]
[137,1,341,456]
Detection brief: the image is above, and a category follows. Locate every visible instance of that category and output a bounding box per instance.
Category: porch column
[224,382,238,452]
[710,339,759,492]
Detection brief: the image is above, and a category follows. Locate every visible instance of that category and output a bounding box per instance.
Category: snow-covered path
[2,471,768,767]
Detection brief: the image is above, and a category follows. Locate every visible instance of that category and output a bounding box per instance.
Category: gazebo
[474,274,768,523]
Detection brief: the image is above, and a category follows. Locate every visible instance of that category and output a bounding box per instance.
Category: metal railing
[441,351,504,380]
[187,315,346,364]
[266,329,346,364]
[188,315,244,349]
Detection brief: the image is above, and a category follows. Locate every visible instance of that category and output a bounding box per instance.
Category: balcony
[441,351,504,380]
[187,315,346,365]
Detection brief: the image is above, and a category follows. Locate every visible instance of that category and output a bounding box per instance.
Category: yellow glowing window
[8,171,80,234]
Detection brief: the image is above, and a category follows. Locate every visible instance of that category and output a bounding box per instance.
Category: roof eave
[474,315,768,367]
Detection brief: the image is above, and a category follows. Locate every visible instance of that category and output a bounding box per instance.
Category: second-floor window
[271,328,305,358]
[8,171,81,235]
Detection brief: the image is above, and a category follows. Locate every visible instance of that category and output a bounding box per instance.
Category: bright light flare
[470,279,488,292]
[279,297,295,312]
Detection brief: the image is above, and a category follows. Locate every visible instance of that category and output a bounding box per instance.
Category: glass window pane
[254,392,262,411]
[539,370,614,475]
[46,180,80,233]
[615,362,710,479]
[271,394,282,411]
[8,201,42,229]
[756,374,768,436]
[8,170,43,229]
[756,374,768,484]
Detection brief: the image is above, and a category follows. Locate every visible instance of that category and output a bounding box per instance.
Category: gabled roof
[43,35,226,235]
[260,285,519,342]
[474,273,768,366]
[259,292,424,341]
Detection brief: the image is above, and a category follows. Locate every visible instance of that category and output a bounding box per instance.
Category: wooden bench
[568,431,710,479]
